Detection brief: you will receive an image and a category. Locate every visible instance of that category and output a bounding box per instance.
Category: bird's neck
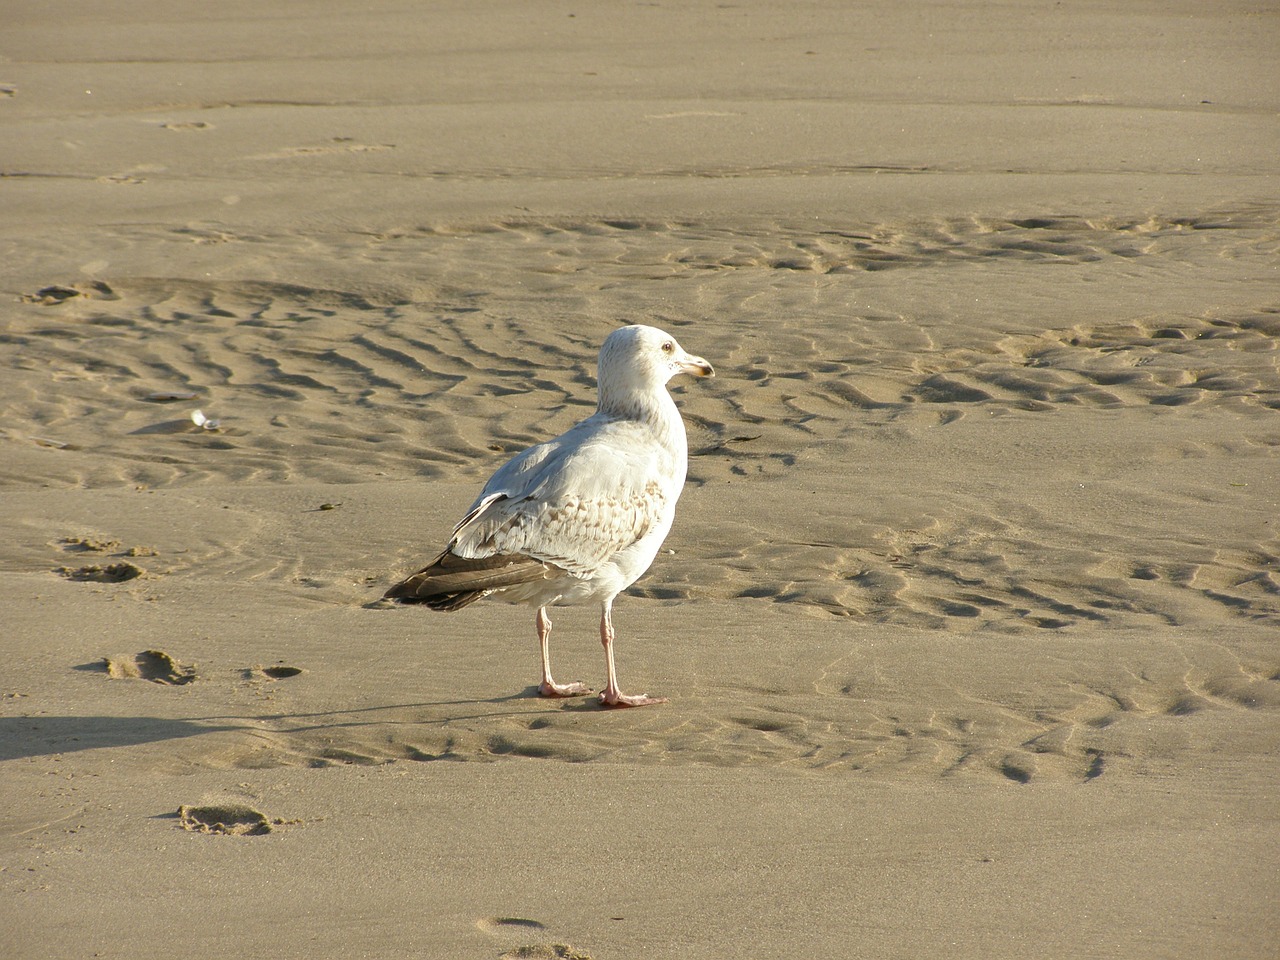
[598,387,687,452]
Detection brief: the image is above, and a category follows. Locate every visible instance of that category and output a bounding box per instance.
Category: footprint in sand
[261,665,304,679]
[58,536,122,553]
[243,664,305,681]
[56,537,157,582]
[22,280,120,304]
[477,918,548,937]
[104,650,196,685]
[59,562,145,583]
[58,537,159,558]
[476,918,592,960]
[177,803,294,836]
[499,947,592,960]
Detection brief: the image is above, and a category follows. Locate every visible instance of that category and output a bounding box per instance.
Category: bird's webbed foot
[598,689,669,708]
[538,679,593,698]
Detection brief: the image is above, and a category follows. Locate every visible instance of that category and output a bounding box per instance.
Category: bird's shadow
[0,715,238,762]
[514,685,604,712]
[0,688,609,762]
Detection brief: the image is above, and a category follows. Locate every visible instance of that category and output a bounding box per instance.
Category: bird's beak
[679,355,715,378]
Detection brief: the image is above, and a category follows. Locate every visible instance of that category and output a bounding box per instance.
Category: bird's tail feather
[383,551,554,611]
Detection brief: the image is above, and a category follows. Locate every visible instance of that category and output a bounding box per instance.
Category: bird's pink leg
[536,606,591,698]
[597,600,668,708]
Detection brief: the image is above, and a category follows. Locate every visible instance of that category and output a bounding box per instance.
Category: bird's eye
[661,341,674,353]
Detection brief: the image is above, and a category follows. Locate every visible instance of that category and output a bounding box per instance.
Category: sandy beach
[3,1,1278,957]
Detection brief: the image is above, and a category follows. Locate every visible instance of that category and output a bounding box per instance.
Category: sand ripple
[5,209,1277,631]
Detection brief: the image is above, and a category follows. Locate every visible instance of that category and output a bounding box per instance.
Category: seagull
[384,324,714,707]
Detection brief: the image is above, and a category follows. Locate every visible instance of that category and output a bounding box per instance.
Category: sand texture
[2,1,1278,958]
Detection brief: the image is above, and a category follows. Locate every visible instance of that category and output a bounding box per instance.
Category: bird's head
[598,325,715,400]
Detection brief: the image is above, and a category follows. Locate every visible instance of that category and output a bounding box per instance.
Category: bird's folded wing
[449,426,670,576]
[454,488,664,577]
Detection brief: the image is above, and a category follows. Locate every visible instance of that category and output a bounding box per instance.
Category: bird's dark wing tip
[382,551,555,610]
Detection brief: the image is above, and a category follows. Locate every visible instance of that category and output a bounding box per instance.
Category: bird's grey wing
[450,422,671,576]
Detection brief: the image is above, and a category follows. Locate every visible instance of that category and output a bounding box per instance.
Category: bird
[383,324,714,707]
